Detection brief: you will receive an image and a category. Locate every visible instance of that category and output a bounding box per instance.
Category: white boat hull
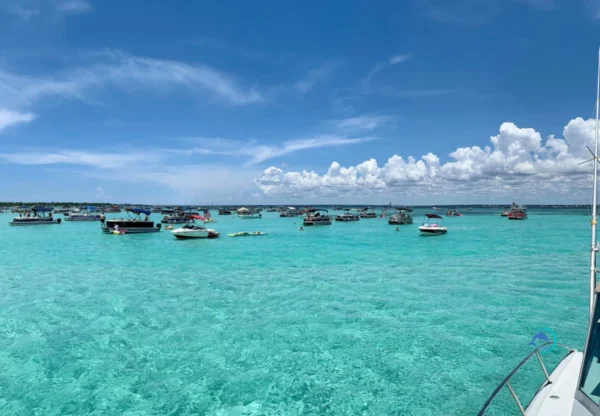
[418,226,448,235]
[172,229,219,239]
[9,219,61,225]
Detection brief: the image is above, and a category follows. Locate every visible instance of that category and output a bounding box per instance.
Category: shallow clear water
[0,209,589,415]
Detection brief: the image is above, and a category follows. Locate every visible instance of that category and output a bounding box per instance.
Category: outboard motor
[156,223,162,230]
[56,218,62,224]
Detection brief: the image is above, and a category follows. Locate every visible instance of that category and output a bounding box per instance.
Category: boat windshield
[578,291,600,406]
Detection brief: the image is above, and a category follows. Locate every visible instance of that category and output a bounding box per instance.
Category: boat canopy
[316,208,329,213]
[425,213,442,219]
[237,207,248,213]
[189,215,205,221]
[32,206,52,212]
[127,208,151,216]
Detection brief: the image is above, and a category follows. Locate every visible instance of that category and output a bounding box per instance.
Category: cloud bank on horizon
[254,117,597,203]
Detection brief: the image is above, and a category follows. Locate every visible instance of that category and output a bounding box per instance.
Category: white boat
[65,206,102,221]
[280,207,299,217]
[9,207,61,225]
[171,215,219,239]
[475,49,600,416]
[418,214,447,235]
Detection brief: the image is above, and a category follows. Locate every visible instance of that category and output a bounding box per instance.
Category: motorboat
[476,50,600,416]
[101,208,161,234]
[280,207,299,217]
[237,207,262,219]
[359,208,377,218]
[52,206,72,214]
[171,216,219,239]
[9,207,61,225]
[103,205,121,213]
[418,214,447,235]
[227,231,266,237]
[388,208,413,225]
[162,210,198,224]
[500,210,509,217]
[65,206,102,221]
[303,209,332,226]
[507,202,527,220]
[446,209,463,217]
[218,208,232,215]
[335,210,360,222]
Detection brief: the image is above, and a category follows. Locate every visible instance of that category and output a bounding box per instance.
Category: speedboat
[388,208,413,225]
[9,207,61,225]
[418,214,447,235]
[446,209,463,217]
[171,216,219,239]
[218,208,232,215]
[335,210,360,222]
[102,208,161,234]
[303,209,332,226]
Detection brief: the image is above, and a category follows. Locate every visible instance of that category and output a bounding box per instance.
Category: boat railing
[476,342,575,415]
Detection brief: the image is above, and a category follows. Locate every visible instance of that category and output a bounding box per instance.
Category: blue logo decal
[528,327,556,354]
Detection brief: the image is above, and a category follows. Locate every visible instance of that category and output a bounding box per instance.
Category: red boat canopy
[425,214,442,219]
[189,215,205,220]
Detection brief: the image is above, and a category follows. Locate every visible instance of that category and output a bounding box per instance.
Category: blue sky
[1,0,600,204]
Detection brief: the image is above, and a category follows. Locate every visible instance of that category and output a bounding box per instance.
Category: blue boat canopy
[127,208,151,216]
[32,206,52,212]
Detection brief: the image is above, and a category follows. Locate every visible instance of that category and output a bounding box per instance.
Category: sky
[1,0,600,205]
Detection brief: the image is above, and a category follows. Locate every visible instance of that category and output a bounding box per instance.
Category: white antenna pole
[590,48,600,320]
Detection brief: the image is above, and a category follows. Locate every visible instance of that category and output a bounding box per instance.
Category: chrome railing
[477,342,575,415]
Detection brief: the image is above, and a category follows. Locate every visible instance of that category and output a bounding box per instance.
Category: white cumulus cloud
[0,109,35,132]
[254,117,597,202]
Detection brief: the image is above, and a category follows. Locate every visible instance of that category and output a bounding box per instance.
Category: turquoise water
[0,209,590,415]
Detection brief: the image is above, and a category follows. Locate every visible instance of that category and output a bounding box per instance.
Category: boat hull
[101,225,160,234]
[173,231,219,239]
[303,221,332,226]
[418,226,448,235]
[9,219,61,225]
[65,217,101,221]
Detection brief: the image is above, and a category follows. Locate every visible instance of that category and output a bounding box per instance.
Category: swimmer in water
[299,227,304,231]
[395,227,399,231]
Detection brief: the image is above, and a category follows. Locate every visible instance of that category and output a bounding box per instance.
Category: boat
[52,206,71,214]
[237,207,262,219]
[103,205,121,213]
[9,207,61,225]
[475,49,600,416]
[218,208,232,215]
[303,209,332,226]
[359,208,377,218]
[332,205,343,210]
[446,209,463,217]
[227,231,266,237]
[388,208,413,225]
[171,215,219,239]
[507,202,527,220]
[500,210,509,217]
[432,207,443,211]
[65,206,102,221]
[335,210,360,222]
[418,214,447,235]
[101,208,161,234]
[280,207,299,217]
[162,210,198,224]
